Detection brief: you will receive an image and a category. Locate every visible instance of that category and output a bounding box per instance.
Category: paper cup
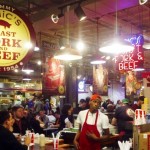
[53,138,59,149]
[26,130,31,135]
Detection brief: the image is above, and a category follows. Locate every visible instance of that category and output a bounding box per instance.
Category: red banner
[43,57,65,95]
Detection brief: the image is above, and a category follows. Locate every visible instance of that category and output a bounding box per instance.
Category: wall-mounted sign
[0,4,36,71]
[42,41,59,51]
[78,81,85,92]
[115,45,144,71]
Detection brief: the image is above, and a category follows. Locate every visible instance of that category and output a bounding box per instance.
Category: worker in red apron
[74,94,110,150]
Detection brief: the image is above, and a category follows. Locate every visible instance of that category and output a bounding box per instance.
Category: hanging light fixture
[99,38,134,54]
[22,74,31,81]
[74,4,87,21]
[90,57,106,64]
[54,6,82,61]
[54,45,82,60]
[139,0,148,5]
[99,0,134,54]
[22,62,34,74]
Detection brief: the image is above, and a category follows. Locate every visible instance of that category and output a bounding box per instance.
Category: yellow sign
[0,4,36,71]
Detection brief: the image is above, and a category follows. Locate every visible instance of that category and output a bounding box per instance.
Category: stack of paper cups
[134,109,146,125]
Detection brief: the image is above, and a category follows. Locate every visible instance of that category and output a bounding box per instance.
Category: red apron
[79,110,101,150]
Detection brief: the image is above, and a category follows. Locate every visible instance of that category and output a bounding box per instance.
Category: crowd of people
[0,94,145,150]
[74,95,145,149]
[0,94,76,150]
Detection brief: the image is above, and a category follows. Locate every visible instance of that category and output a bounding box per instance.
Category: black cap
[79,99,86,103]
[139,96,145,101]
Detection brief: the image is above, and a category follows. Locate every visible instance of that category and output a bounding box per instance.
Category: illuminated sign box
[115,45,144,71]
[0,4,36,72]
[78,81,85,92]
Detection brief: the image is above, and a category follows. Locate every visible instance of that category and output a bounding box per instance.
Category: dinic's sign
[0,4,36,71]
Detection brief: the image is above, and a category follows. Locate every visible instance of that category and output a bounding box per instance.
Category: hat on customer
[90,94,102,101]
[122,98,129,104]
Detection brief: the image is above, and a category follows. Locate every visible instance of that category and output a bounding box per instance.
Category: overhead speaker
[139,0,148,5]
[51,14,59,23]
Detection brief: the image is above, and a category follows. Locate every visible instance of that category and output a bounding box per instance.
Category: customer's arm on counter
[111,117,117,126]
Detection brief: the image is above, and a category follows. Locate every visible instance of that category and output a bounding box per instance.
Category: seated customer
[47,109,56,125]
[12,105,30,135]
[50,110,60,128]
[0,110,30,150]
[59,103,73,130]
[131,96,145,111]
[30,113,44,134]
[37,109,49,128]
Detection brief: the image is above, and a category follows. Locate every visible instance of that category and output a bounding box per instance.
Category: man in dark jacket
[111,98,134,141]
[0,110,30,150]
[12,105,30,135]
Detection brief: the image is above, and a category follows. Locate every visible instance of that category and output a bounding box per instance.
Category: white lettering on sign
[119,61,138,70]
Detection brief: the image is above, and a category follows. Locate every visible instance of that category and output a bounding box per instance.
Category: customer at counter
[30,112,44,134]
[37,109,49,128]
[0,110,30,150]
[131,96,145,111]
[59,103,73,130]
[12,105,30,135]
[111,98,134,141]
[74,94,110,150]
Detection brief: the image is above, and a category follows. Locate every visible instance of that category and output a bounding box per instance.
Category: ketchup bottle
[31,133,34,144]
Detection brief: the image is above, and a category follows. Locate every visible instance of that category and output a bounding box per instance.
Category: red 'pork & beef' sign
[114,45,144,71]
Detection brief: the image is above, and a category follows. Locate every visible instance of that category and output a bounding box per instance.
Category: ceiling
[0,0,150,84]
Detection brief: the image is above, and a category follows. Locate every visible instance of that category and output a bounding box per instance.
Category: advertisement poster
[43,57,65,95]
[93,64,108,96]
[126,71,141,96]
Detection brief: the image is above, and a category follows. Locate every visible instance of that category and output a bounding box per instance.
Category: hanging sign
[114,45,144,71]
[142,72,150,82]
[93,64,108,96]
[127,34,144,46]
[0,4,36,72]
[43,57,65,95]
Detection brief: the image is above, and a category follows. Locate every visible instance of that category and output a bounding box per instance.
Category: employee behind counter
[74,94,110,150]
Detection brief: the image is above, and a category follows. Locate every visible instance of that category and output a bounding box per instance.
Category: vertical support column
[65,63,78,107]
